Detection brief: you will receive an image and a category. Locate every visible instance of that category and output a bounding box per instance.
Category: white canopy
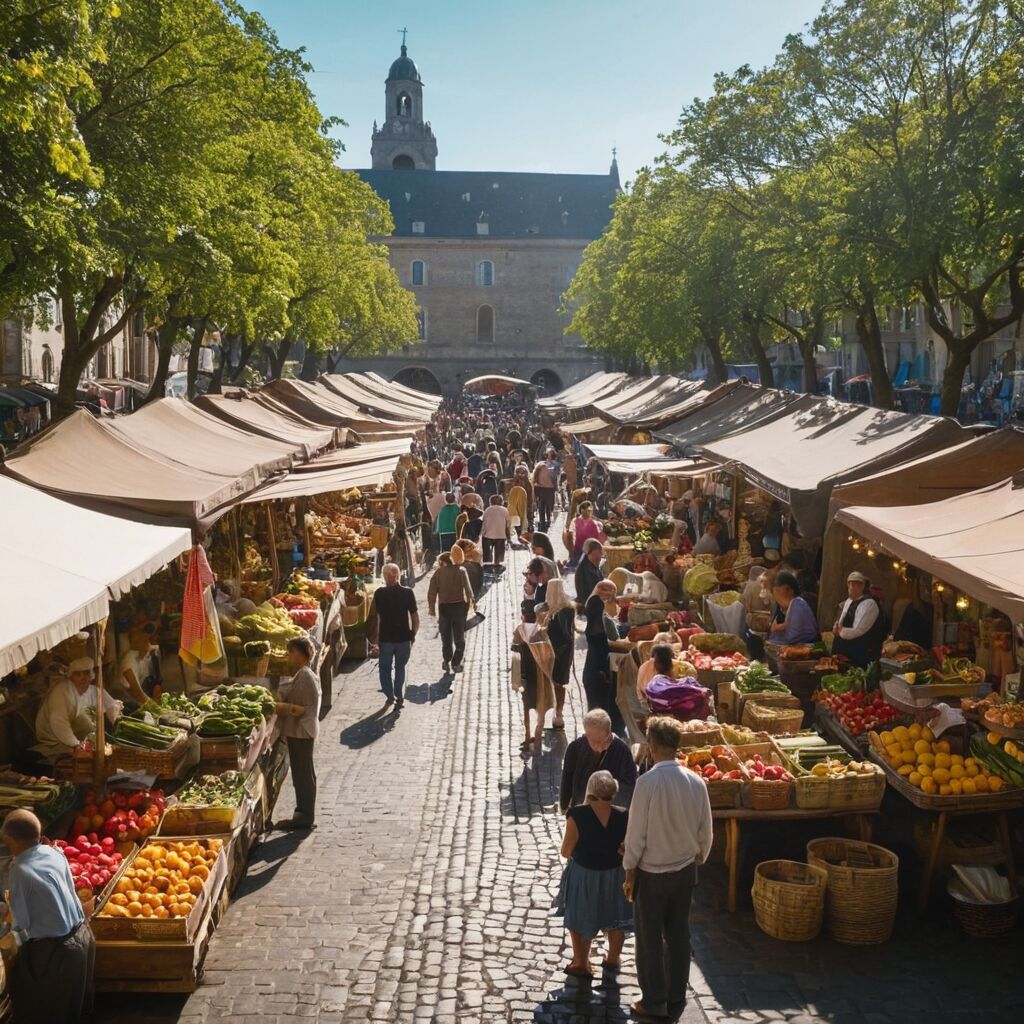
[0,477,192,676]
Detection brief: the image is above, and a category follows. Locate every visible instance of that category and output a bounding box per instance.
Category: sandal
[602,960,621,972]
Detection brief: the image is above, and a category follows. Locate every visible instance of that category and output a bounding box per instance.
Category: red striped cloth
[179,544,215,662]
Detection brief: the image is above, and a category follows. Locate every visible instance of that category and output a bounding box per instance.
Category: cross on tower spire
[398,26,408,49]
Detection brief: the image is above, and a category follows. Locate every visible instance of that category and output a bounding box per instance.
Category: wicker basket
[794,774,831,809]
[742,701,805,735]
[752,860,828,941]
[603,545,635,572]
[948,887,1019,938]
[706,777,743,809]
[109,734,190,780]
[676,725,724,749]
[807,838,899,945]
[748,778,793,810]
[827,768,886,811]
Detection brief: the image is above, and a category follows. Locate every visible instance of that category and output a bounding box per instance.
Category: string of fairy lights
[845,531,971,611]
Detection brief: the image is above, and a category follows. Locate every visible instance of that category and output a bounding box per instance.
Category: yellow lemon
[939,783,953,796]
[951,754,964,766]
[918,752,935,767]
[960,778,976,795]
[950,765,965,779]
[898,763,914,777]
[921,726,935,742]
[965,763,980,778]
[913,740,932,755]
[949,778,963,795]
[935,740,951,754]
[917,763,932,778]
[892,726,910,742]
[932,767,951,785]
[964,757,978,769]
[901,750,917,766]
[908,723,922,740]
[921,776,937,794]
[908,771,923,787]
[988,776,1004,793]
[934,753,952,770]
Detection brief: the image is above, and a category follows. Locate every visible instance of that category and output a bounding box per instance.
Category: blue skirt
[556,858,634,937]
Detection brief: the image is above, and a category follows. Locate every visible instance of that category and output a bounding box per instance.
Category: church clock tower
[370,35,438,171]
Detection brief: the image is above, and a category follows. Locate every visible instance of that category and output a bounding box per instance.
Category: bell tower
[371,32,438,171]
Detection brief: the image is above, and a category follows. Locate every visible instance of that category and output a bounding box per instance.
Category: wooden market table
[714,805,876,912]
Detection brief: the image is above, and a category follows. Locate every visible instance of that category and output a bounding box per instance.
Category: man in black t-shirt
[370,563,419,709]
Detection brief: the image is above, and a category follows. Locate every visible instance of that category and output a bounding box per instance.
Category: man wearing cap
[832,572,886,667]
[33,658,122,764]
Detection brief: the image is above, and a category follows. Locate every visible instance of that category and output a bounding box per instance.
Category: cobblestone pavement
[98,514,1019,1024]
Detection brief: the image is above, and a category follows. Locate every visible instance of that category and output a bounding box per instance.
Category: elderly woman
[557,770,633,979]
[635,639,691,705]
[535,578,575,730]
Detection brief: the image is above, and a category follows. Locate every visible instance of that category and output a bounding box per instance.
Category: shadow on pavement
[231,830,310,897]
[533,971,631,1023]
[500,730,569,818]
[404,675,454,704]
[338,705,399,749]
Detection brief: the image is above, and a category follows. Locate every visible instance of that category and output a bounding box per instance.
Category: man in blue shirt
[3,809,94,1022]
[769,571,821,645]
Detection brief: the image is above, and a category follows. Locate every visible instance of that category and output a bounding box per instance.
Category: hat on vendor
[68,657,95,676]
[847,570,869,584]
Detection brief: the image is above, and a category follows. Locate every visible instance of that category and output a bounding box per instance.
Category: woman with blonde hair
[558,769,633,979]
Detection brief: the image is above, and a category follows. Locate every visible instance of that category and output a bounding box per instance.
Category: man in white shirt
[274,638,321,831]
[831,570,884,668]
[480,494,511,571]
[623,716,712,1021]
[34,657,122,764]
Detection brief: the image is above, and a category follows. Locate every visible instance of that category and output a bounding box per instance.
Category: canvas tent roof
[318,374,430,425]
[836,476,1024,622]
[655,383,802,453]
[0,476,191,676]
[290,436,412,472]
[195,393,336,457]
[244,455,402,503]
[560,415,616,436]
[2,410,253,527]
[256,380,421,438]
[602,457,720,478]
[106,399,298,486]
[593,376,686,422]
[702,397,965,536]
[537,372,630,411]
[584,443,674,462]
[355,373,441,411]
[620,381,715,429]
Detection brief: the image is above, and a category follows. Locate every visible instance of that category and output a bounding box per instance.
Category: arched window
[476,305,494,345]
[411,260,424,286]
[477,260,494,287]
[41,347,54,383]
[397,92,411,117]
[392,154,415,170]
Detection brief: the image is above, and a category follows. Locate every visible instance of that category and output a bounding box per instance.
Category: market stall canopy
[290,436,412,472]
[829,426,1024,512]
[256,380,421,438]
[536,372,631,412]
[318,373,429,425]
[602,457,720,477]
[106,399,298,487]
[558,415,617,437]
[243,453,402,503]
[355,372,441,412]
[0,476,191,676]
[619,381,713,430]
[655,382,802,453]
[195,393,337,457]
[592,376,687,422]
[2,410,254,527]
[463,374,533,396]
[836,476,1024,622]
[583,443,675,462]
[702,397,965,537]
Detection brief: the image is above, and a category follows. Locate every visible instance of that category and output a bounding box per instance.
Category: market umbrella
[463,374,532,396]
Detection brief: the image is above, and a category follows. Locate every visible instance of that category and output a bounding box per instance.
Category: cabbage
[684,563,718,595]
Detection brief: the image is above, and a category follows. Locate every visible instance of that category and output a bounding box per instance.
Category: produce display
[111,716,187,751]
[689,633,746,655]
[306,491,375,554]
[275,592,320,630]
[685,647,748,673]
[139,692,203,730]
[803,757,879,781]
[53,835,125,893]
[741,753,794,783]
[819,667,868,695]
[197,684,276,736]
[0,774,77,821]
[905,657,987,686]
[683,563,719,596]
[735,663,789,694]
[284,572,338,600]
[983,703,1024,730]
[175,771,247,808]
[220,600,309,662]
[98,839,224,920]
[871,725,1007,794]
[71,788,167,843]
[815,689,904,736]
[972,734,1024,787]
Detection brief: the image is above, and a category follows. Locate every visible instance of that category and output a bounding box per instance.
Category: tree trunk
[701,327,728,385]
[743,315,774,388]
[939,345,972,418]
[326,350,341,374]
[145,319,179,404]
[266,338,291,380]
[300,347,319,381]
[853,297,892,410]
[185,318,208,399]
[55,350,87,420]
[230,338,255,383]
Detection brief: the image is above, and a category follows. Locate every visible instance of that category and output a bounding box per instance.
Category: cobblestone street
[99,517,1020,1024]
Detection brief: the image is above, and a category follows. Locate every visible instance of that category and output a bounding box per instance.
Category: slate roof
[356,169,617,240]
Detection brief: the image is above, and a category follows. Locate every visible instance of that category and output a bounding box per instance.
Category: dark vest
[832,596,885,668]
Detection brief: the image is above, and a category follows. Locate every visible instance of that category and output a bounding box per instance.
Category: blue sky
[250,0,824,185]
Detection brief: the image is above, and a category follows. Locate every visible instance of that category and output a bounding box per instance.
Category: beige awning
[196,393,337,457]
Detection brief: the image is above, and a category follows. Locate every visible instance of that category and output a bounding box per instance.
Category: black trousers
[438,601,469,666]
[535,486,555,529]
[482,537,506,564]
[286,736,317,824]
[11,920,94,1024]
[634,863,697,1015]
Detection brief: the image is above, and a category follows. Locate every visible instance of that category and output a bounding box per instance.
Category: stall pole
[265,504,280,592]
[93,618,108,786]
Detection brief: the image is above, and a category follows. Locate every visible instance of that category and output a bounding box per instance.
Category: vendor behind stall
[117,623,162,704]
[33,658,122,764]
[831,571,886,667]
[768,572,820,646]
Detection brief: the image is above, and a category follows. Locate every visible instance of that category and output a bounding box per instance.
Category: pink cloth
[572,516,602,557]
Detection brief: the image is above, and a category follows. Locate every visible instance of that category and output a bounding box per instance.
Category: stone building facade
[349,43,616,396]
